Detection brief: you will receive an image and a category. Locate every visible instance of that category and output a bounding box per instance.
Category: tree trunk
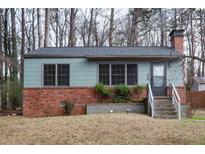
[11,8,18,80]
[159,8,164,47]
[68,8,75,47]
[3,9,8,81]
[128,8,139,47]
[44,8,50,47]
[32,9,35,50]
[55,9,59,47]
[11,8,18,110]
[109,8,114,47]
[0,9,3,81]
[200,9,204,76]
[20,8,25,82]
[87,8,94,47]
[174,8,177,28]
[0,8,3,110]
[37,8,42,48]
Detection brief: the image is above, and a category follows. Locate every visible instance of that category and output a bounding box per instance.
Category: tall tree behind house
[68,8,77,47]
[0,9,3,109]
[44,8,50,47]
[37,8,42,48]
[11,8,18,81]
[20,8,25,82]
[87,8,94,47]
[32,8,36,50]
[0,9,3,81]
[109,8,114,47]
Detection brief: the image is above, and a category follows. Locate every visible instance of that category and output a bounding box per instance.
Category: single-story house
[23,29,187,118]
[191,76,205,91]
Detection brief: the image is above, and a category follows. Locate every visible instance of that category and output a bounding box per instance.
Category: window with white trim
[99,64,109,85]
[43,64,70,86]
[111,64,125,85]
[98,64,138,86]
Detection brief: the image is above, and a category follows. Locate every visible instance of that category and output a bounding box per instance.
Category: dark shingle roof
[24,47,180,58]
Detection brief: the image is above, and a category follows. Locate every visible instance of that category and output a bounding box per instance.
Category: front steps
[153,96,178,119]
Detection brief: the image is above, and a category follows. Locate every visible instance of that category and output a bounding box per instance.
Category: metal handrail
[170,83,181,120]
[148,83,154,117]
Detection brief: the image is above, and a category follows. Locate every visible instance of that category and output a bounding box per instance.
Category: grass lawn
[191,116,205,120]
[0,113,205,145]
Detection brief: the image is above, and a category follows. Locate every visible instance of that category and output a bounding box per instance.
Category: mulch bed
[0,110,23,116]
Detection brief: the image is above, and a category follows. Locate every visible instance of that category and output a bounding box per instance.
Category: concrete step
[155,104,175,108]
[154,96,172,99]
[154,115,178,119]
[154,110,177,115]
[154,107,176,112]
[155,100,173,103]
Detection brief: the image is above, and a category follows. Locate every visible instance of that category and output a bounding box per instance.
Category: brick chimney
[169,29,185,55]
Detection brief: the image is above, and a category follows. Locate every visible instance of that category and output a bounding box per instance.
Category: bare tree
[68,8,76,47]
[32,8,36,50]
[55,9,59,47]
[3,9,8,81]
[37,8,42,48]
[87,8,94,47]
[159,8,165,47]
[44,8,50,47]
[109,8,114,47]
[20,8,25,82]
[0,9,3,81]
[11,8,18,80]
[128,8,139,46]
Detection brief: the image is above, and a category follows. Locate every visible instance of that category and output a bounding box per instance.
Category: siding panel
[24,58,184,88]
[166,61,184,86]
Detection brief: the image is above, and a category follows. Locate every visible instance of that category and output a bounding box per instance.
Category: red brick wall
[23,87,148,117]
[171,36,184,55]
[23,87,97,117]
[167,86,186,104]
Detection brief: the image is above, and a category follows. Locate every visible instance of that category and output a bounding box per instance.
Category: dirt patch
[0,110,22,116]
[0,113,205,144]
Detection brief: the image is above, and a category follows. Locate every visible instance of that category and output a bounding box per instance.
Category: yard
[0,113,205,145]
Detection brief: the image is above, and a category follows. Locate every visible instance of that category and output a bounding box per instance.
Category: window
[44,64,56,86]
[43,64,69,86]
[99,64,109,85]
[98,64,138,86]
[127,64,138,85]
[111,64,125,85]
[57,64,70,86]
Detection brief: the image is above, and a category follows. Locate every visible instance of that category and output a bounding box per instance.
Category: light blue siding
[24,58,97,87]
[138,62,150,85]
[24,58,184,88]
[166,61,184,86]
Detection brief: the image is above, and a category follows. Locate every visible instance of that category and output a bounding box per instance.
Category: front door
[151,63,166,96]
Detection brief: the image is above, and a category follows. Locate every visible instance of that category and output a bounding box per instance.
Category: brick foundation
[167,86,186,104]
[23,87,97,117]
[23,87,147,117]
[23,86,186,117]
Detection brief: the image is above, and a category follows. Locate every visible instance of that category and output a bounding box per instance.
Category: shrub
[132,85,146,94]
[95,83,111,97]
[0,80,23,110]
[113,84,131,103]
[60,101,74,115]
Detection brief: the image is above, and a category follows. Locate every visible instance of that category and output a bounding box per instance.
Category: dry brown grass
[0,113,205,145]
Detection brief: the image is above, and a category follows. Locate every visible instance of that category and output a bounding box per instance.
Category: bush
[132,85,145,94]
[95,83,111,97]
[0,80,23,110]
[113,84,131,103]
[60,101,74,115]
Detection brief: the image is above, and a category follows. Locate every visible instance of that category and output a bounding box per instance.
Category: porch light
[126,107,130,115]
[110,109,113,113]
[59,102,66,108]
